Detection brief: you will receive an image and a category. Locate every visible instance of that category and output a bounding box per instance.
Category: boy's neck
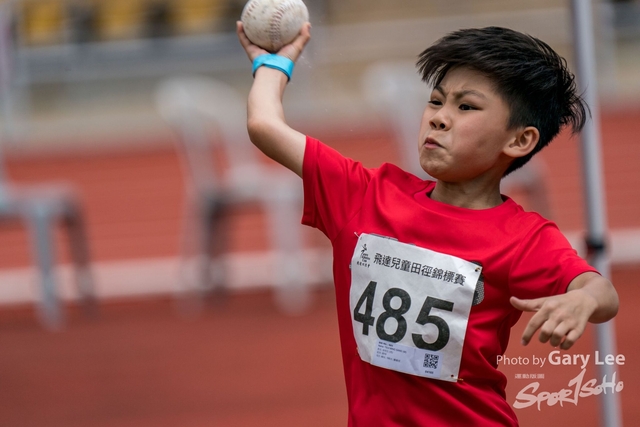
[430,180,504,210]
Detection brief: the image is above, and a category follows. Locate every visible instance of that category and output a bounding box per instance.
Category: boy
[237,23,618,426]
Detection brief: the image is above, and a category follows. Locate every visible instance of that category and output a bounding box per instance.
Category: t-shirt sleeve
[302,136,373,241]
[508,222,599,299]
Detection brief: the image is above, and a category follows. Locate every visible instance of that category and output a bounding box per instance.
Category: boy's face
[418,66,518,183]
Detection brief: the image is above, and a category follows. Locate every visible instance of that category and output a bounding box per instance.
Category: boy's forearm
[248,67,288,129]
[247,67,305,176]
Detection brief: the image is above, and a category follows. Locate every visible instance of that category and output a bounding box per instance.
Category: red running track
[0,265,638,427]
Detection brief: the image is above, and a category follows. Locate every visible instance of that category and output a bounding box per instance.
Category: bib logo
[357,244,371,268]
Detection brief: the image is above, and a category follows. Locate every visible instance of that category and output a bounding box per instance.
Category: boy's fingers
[236,20,268,60]
[560,329,582,350]
[510,296,545,312]
[292,22,312,50]
[236,22,254,49]
[547,322,571,347]
[278,22,311,62]
[236,21,247,44]
[514,293,589,348]
[519,312,547,346]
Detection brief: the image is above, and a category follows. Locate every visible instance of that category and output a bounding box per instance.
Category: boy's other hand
[236,21,311,63]
[509,291,597,350]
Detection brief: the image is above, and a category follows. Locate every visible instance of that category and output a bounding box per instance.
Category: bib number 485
[353,281,454,351]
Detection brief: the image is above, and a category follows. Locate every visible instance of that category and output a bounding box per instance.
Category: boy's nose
[429,116,448,130]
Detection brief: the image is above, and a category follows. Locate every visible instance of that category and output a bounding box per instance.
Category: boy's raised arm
[237,21,311,177]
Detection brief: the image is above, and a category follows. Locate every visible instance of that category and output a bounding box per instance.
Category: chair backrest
[156,76,258,193]
[362,61,431,178]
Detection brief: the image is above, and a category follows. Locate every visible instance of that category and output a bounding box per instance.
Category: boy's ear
[504,126,540,158]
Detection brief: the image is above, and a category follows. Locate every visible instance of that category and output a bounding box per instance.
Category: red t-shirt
[301,136,597,427]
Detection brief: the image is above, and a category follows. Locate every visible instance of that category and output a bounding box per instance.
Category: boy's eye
[428,99,442,106]
[459,104,475,111]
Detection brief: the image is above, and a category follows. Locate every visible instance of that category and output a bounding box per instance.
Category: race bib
[350,233,481,382]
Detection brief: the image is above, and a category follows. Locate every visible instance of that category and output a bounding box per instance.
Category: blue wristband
[252,54,295,82]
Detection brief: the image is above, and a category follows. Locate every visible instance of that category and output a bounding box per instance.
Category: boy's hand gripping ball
[241,0,309,53]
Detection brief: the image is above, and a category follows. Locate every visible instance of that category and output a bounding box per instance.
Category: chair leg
[264,192,311,315]
[62,202,98,318]
[175,200,207,316]
[197,205,215,295]
[26,204,63,330]
[206,201,228,300]
[176,198,227,314]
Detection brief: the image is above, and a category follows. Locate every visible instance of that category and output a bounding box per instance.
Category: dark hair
[416,26,588,176]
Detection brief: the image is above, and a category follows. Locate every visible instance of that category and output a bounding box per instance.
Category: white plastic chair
[0,183,96,329]
[155,76,312,313]
[362,61,432,178]
[0,1,95,329]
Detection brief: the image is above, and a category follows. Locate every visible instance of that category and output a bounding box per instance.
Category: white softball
[241,0,309,53]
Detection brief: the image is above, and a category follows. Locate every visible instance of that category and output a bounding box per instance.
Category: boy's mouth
[424,137,443,148]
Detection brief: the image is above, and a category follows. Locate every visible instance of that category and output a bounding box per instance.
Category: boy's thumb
[510,296,544,312]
